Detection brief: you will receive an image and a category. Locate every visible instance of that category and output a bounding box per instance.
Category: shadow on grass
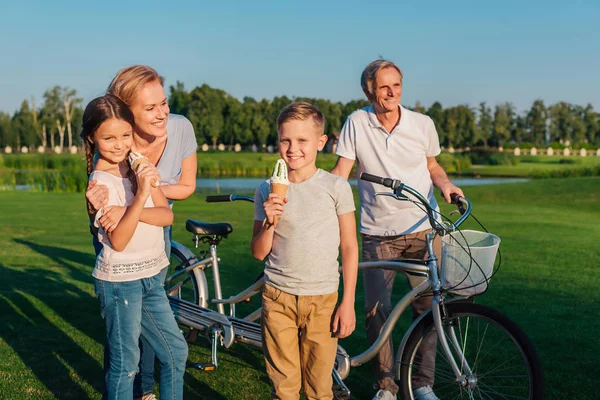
[0,259,103,399]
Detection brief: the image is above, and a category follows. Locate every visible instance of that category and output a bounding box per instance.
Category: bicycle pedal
[189,362,217,371]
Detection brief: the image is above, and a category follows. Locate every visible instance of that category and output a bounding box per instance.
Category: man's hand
[86,180,109,212]
[98,206,126,233]
[332,300,356,339]
[438,181,464,203]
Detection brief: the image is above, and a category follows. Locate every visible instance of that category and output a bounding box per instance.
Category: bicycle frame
[167,182,478,392]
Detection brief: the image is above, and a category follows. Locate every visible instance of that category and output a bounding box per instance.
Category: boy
[251,102,358,400]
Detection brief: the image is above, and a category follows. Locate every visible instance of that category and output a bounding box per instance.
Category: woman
[86,65,197,400]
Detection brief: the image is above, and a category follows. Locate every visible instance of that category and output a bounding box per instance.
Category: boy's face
[278,118,327,174]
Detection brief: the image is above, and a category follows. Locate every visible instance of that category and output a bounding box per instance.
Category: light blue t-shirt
[158,113,197,186]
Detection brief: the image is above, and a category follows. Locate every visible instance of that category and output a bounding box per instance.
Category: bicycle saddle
[185,219,233,236]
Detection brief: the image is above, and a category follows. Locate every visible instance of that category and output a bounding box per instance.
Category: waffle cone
[270,182,288,226]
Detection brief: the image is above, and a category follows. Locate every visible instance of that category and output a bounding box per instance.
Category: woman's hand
[86,180,108,212]
[98,206,126,233]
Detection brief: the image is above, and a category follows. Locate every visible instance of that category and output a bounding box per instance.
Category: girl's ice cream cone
[128,151,159,187]
[270,159,289,226]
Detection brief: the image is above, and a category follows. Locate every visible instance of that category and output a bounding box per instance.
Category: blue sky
[1,0,598,114]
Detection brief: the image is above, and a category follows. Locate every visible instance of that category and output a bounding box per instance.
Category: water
[195,177,529,193]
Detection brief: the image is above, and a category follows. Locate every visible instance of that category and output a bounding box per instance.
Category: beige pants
[261,284,338,400]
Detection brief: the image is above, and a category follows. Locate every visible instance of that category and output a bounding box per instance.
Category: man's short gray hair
[360,59,403,99]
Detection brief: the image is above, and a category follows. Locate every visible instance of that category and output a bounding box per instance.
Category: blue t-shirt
[158,113,197,186]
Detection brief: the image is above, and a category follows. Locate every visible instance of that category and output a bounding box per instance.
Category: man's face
[371,67,402,113]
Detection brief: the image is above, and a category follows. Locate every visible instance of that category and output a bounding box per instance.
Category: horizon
[1,0,599,114]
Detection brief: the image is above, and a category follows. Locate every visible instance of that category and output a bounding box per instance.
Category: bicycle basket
[441,230,501,296]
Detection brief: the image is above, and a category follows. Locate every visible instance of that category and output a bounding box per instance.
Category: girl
[85,66,197,399]
[82,94,188,400]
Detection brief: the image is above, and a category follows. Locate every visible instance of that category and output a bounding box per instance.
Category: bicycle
[165,174,544,399]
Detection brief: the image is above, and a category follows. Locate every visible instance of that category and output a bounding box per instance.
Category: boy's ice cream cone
[270,159,289,226]
[128,151,159,187]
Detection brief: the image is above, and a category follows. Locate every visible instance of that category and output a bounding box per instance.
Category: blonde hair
[276,102,325,135]
[107,65,165,106]
[361,59,403,100]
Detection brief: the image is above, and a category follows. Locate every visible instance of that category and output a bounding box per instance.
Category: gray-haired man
[332,59,463,400]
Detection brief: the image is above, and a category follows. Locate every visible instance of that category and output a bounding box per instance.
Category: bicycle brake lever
[375,192,409,201]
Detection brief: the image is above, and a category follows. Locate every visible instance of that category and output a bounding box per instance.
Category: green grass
[464,155,600,177]
[0,178,599,399]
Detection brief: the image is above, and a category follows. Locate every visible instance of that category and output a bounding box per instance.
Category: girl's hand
[86,180,108,211]
[98,206,126,233]
[135,164,161,195]
[263,193,287,225]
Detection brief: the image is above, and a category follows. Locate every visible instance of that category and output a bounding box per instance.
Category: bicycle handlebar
[205,195,254,203]
[359,172,471,232]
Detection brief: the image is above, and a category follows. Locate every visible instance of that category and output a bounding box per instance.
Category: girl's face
[92,118,134,164]
[129,80,169,138]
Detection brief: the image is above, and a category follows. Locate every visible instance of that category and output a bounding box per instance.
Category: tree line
[1,83,599,151]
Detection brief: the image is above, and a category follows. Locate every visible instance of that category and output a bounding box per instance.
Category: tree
[525,100,547,145]
[11,100,36,149]
[0,112,14,148]
[42,86,62,150]
[583,104,599,146]
[491,103,512,146]
[548,102,572,143]
[477,102,493,148]
[412,101,426,114]
[251,99,272,148]
[187,84,227,147]
[427,102,446,146]
[61,87,82,149]
[169,81,190,116]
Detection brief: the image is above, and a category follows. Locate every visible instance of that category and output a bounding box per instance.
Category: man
[331,59,463,400]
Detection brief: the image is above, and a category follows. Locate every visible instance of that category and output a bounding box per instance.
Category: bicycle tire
[398,302,543,400]
[166,242,209,308]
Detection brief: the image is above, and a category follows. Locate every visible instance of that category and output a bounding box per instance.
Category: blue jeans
[94,271,187,400]
[94,226,173,398]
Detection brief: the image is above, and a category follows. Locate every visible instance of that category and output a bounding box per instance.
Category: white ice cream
[270,159,289,185]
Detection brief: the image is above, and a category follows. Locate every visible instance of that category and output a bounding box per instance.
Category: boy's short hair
[276,102,325,135]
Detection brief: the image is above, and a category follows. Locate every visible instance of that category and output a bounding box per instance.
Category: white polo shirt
[336,105,441,236]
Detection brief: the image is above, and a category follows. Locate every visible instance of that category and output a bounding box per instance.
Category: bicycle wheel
[399,302,543,400]
[165,242,209,308]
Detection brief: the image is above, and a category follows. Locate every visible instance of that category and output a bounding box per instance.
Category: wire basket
[441,230,501,296]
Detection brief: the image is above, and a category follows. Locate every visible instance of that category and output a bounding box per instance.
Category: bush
[437,153,472,174]
[466,148,519,166]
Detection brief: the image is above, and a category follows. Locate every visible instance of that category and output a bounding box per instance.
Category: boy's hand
[86,180,108,211]
[332,300,356,339]
[263,193,287,226]
[98,206,126,233]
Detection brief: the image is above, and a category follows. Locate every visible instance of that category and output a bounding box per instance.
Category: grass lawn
[464,154,600,177]
[0,177,599,399]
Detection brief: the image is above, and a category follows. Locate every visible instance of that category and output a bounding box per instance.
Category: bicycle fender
[171,241,210,308]
[393,296,470,380]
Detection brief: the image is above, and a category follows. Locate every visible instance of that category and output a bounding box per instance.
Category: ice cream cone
[270,159,289,227]
[270,182,288,226]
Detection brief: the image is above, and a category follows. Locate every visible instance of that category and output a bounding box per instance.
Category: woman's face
[130,80,170,138]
